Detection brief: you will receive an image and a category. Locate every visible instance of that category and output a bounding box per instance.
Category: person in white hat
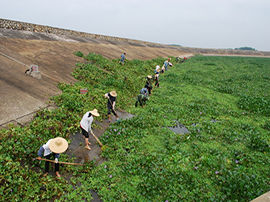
[80,109,100,150]
[37,137,68,178]
[104,91,118,122]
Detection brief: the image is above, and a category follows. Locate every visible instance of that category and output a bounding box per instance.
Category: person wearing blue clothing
[140,87,148,96]
[37,137,68,178]
[163,58,171,71]
[120,52,126,65]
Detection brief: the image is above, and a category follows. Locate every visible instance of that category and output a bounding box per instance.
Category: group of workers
[135,58,173,107]
[37,54,175,178]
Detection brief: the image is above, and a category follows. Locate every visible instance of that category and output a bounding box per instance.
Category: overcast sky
[1,0,269,51]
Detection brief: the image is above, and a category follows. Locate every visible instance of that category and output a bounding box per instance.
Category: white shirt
[80,112,93,132]
[43,139,52,156]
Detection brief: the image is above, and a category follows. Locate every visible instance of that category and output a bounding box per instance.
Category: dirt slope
[0,28,190,126]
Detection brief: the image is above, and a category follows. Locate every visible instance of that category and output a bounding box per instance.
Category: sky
[1,0,269,51]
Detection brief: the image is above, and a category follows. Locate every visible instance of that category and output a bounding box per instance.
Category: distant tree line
[235,47,256,51]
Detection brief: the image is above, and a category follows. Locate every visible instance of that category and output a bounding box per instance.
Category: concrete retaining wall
[0,18,156,46]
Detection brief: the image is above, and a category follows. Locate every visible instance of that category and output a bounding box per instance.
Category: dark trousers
[107,104,117,116]
[45,153,59,172]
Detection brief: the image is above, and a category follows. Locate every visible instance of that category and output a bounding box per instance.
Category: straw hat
[110,91,117,97]
[89,109,100,117]
[147,75,152,79]
[49,137,68,154]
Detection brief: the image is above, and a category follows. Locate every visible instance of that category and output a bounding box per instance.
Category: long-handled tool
[90,131,103,147]
[108,98,118,117]
[34,157,83,166]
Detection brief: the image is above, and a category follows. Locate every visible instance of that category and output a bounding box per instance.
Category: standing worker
[154,71,160,87]
[105,91,118,122]
[163,58,171,71]
[120,52,126,65]
[145,75,153,95]
[80,109,100,151]
[37,137,68,178]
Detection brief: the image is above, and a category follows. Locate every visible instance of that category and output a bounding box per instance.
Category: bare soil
[0,28,189,126]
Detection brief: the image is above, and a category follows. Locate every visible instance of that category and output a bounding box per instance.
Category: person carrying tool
[105,91,118,122]
[119,52,126,65]
[163,58,171,71]
[145,75,153,95]
[37,137,68,178]
[80,109,100,150]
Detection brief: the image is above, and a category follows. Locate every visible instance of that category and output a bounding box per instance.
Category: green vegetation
[0,54,269,201]
[235,47,256,51]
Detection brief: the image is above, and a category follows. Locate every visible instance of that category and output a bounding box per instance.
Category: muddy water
[168,121,190,135]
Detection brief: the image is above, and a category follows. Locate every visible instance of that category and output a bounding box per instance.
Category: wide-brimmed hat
[156,65,160,69]
[110,91,117,97]
[49,137,68,154]
[147,75,152,79]
[89,109,100,117]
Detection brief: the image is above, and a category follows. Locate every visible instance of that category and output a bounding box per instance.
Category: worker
[154,65,160,74]
[135,93,149,107]
[37,137,68,178]
[154,71,160,87]
[140,87,148,96]
[120,52,126,65]
[80,109,100,150]
[104,91,118,122]
[163,58,171,71]
[145,75,153,95]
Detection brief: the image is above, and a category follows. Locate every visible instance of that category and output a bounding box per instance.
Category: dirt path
[65,110,134,201]
[66,110,134,164]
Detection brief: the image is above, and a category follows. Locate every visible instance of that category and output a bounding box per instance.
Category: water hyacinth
[109,175,112,178]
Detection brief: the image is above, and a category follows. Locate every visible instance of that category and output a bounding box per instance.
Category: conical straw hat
[110,91,117,97]
[49,137,68,154]
[89,109,100,117]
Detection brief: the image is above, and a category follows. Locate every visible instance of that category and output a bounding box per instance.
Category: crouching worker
[105,91,118,122]
[37,137,68,178]
[80,109,100,150]
[135,94,148,107]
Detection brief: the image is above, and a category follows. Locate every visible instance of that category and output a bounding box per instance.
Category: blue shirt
[120,54,125,61]
[164,61,169,68]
